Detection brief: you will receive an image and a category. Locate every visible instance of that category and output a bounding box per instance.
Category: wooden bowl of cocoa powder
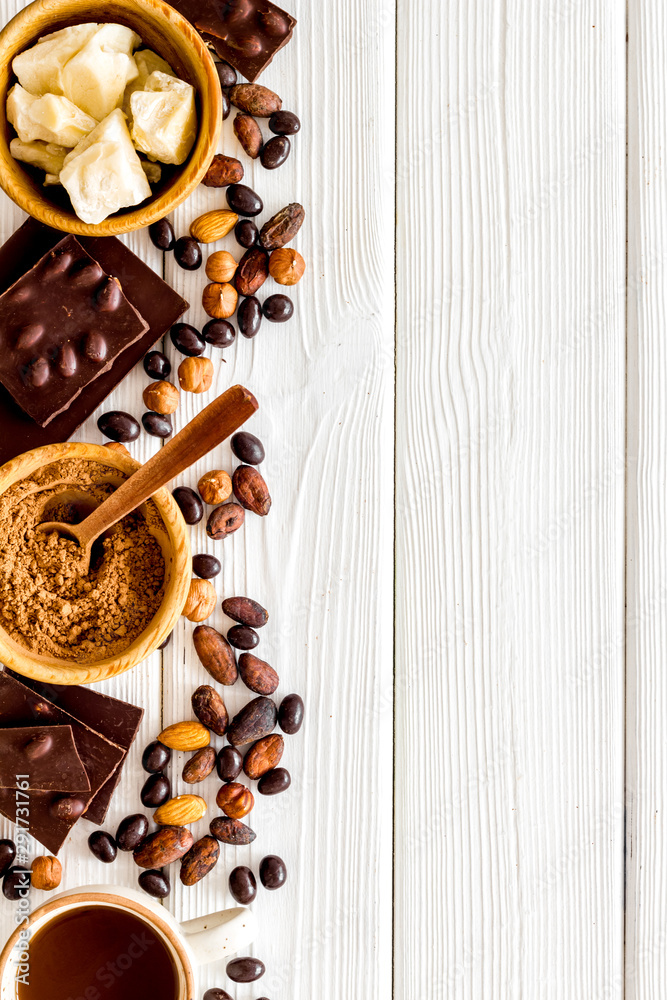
[0,441,191,684]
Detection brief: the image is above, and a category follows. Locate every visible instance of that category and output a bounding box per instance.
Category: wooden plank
[626,2,667,997]
[160,0,396,996]
[394,2,626,997]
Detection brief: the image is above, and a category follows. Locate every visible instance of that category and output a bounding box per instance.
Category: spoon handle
[78,384,258,548]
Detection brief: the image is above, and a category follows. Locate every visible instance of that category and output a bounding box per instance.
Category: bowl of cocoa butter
[0,441,191,684]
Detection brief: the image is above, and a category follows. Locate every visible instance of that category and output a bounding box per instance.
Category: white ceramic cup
[0,884,256,1000]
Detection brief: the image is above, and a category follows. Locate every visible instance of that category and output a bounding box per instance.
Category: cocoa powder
[0,459,165,661]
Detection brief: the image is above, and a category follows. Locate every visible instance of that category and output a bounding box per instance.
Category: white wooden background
[2,0,667,997]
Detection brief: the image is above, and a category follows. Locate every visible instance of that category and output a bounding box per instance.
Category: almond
[193,624,238,685]
[154,794,207,826]
[133,826,194,869]
[243,734,284,779]
[190,209,238,243]
[158,721,210,751]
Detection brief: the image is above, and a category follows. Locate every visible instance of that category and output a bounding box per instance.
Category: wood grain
[161,2,395,995]
[395,2,626,997]
[626,3,667,997]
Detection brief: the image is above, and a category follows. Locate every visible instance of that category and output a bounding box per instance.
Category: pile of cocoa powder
[0,459,165,661]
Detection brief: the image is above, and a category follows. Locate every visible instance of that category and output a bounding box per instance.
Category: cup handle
[180,906,256,967]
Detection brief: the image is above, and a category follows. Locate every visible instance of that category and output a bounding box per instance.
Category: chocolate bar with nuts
[169,0,296,82]
[0,235,149,426]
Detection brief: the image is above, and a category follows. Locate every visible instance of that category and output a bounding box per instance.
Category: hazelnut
[178,357,214,394]
[216,781,254,819]
[142,380,179,414]
[31,856,62,891]
[183,578,217,622]
[202,282,238,319]
[206,250,238,283]
[268,248,306,286]
[198,470,233,505]
[105,442,131,456]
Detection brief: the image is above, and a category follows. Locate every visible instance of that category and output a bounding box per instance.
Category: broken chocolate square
[169,0,296,82]
[0,726,90,793]
[9,673,144,824]
[0,235,149,427]
[0,671,125,854]
[0,219,189,466]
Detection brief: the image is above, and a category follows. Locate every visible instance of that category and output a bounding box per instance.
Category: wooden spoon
[37,384,258,570]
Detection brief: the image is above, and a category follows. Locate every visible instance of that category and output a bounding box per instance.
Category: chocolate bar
[9,673,144,824]
[0,236,149,427]
[0,671,124,853]
[0,218,189,466]
[169,0,296,82]
[0,726,90,793]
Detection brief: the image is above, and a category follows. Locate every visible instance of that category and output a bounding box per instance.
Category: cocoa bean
[238,652,279,695]
[229,84,282,117]
[259,202,305,250]
[232,465,271,516]
[207,502,246,539]
[183,747,218,784]
[209,816,256,845]
[192,685,229,737]
[203,154,244,187]
[244,734,284,779]
[234,247,269,296]
[193,625,238,685]
[222,596,269,628]
[227,696,278,747]
[179,835,219,886]
[133,826,193,869]
[233,113,262,158]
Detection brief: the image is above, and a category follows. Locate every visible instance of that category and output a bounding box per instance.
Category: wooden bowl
[0,0,221,236]
[0,442,191,685]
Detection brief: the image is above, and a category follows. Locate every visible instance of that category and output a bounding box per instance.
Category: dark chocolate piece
[0,219,188,467]
[7,672,143,825]
[0,236,149,426]
[0,726,90,792]
[0,672,125,853]
[169,0,296,82]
